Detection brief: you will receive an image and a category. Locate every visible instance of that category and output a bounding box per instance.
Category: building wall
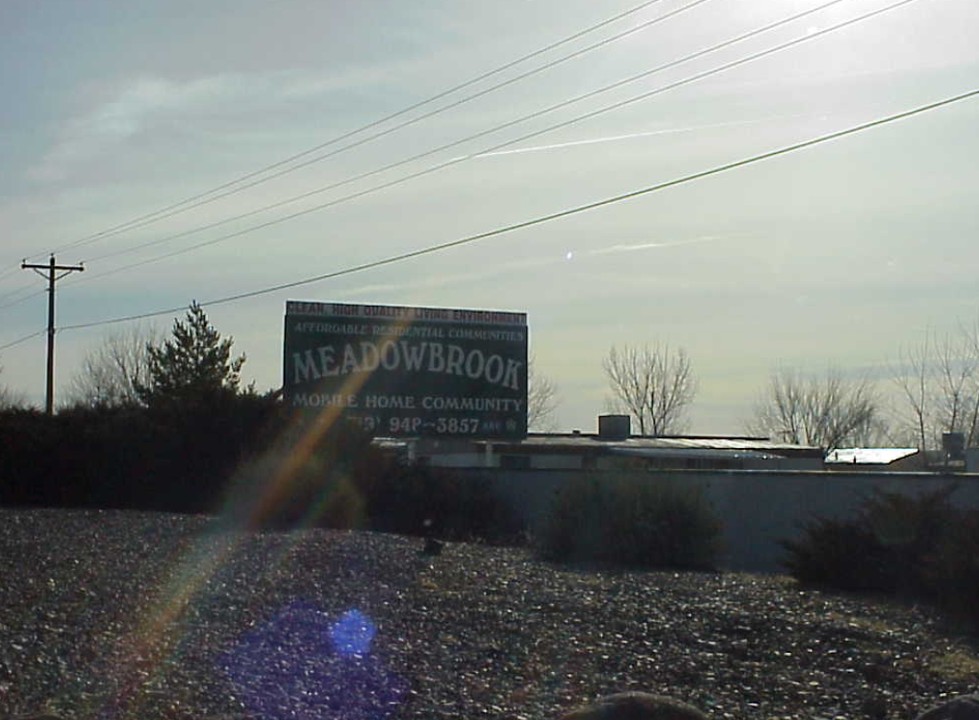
[424,447,822,472]
[451,468,979,573]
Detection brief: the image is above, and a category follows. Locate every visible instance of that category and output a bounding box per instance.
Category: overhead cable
[20,0,679,263]
[65,0,918,285]
[0,286,45,311]
[0,329,46,353]
[56,87,979,333]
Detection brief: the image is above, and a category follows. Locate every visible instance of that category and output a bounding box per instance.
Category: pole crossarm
[21,259,85,273]
[21,255,84,414]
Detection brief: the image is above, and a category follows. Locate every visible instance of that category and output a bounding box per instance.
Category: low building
[398,415,824,471]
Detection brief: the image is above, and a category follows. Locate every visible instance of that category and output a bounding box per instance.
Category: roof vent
[943,432,965,461]
[598,414,631,441]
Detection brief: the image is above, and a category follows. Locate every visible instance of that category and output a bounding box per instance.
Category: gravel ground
[0,508,976,720]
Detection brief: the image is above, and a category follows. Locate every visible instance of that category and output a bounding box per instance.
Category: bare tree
[603,343,696,435]
[952,316,979,447]
[65,324,161,409]
[0,364,27,410]
[747,366,883,451]
[527,355,559,432]
[892,336,933,452]
[891,325,979,452]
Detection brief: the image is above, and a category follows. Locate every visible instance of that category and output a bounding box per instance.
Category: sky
[0,0,977,434]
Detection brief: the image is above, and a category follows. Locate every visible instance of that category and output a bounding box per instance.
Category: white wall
[454,469,979,573]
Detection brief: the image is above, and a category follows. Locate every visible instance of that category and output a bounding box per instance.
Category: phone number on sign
[351,416,482,434]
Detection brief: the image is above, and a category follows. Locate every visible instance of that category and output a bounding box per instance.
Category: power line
[5,0,873,309]
[80,2,715,269]
[64,0,916,284]
[84,0,844,268]
[0,265,26,285]
[17,0,675,266]
[57,87,979,333]
[64,0,710,262]
[0,329,46,353]
[81,1,713,270]
[92,0,719,258]
[0,258,46,305]
[0,285,45,310]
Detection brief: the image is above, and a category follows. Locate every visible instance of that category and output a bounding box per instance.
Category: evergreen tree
[137,302,246,407]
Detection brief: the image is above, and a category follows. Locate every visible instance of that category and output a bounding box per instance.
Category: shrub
[534,474,608,563]
[225,412,387,530]
[781,517,895,592]
[921,508,979,627]
[535,474,722,570]
[783,486,959,595]
[1,399,525,543]
[0,393,285,514]
[232,411,524,543]
[782,485,979,630]
[365,464,525,545]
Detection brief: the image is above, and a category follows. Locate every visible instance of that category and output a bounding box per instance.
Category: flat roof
[826,448,919,465]
[475,434,824,457]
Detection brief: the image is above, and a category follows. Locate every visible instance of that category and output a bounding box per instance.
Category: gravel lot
[0,508,976,720]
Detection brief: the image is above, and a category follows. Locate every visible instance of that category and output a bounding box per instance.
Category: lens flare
[102,316,417,717]
[331,609,377,657]
[220,602,406,720]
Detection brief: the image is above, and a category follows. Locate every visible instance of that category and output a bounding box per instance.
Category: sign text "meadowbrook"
[292,340,523,390]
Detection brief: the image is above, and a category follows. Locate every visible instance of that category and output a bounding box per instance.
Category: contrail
[584,234,736,256]
[472,119,771,159]
[338,234,740,297]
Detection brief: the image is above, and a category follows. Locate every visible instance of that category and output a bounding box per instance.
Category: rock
[422,536,444,556]
[558,692,708,720]
[860,693,889,720]
[915,695,979,720]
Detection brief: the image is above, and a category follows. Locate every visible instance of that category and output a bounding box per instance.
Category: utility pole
[22,255,84,415]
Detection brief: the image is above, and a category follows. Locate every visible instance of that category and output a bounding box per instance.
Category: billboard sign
[283,301,528,438]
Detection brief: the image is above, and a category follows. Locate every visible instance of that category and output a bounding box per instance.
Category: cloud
[29,75,242,183]
[89,76,234,138]
[28,68,387,184]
